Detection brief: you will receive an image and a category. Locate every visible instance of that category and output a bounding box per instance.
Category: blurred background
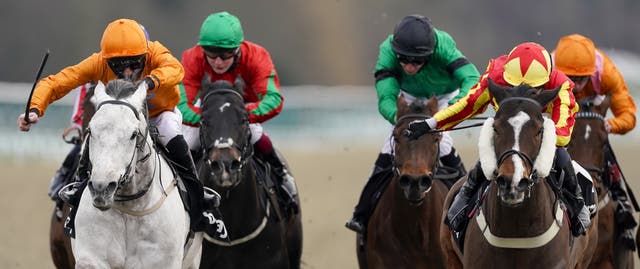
[1,0,639,268]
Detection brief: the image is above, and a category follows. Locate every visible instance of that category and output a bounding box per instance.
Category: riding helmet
[198,11,244,49]
[101,19,149,59]
[391,15,436,57]
[503,42,552,87]
[554,34,596,76]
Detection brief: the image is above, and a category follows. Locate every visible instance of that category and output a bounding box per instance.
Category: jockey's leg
[605,146,638,230]
[155,110,220,232]
[252,125,299,214]
[49,143,81,200]
[345,153,394,233]
[446,161,485,232]
[556,147,591,237]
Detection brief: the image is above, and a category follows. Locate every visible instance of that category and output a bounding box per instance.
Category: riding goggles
[107,55,146,75]
[397,54,427,65]
[202,46,239,60]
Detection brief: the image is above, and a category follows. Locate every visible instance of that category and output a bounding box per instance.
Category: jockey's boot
[610,170,638,230]
[166,135,221,232]
[446,161,485,232]
[345,153,394,233]
[49,144,82,200]
[439,147,467,181]
[263,147,299,214]
[555,147,591,237]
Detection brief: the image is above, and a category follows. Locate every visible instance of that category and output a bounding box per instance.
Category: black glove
[404,119,433,139]
[142,76,155,90]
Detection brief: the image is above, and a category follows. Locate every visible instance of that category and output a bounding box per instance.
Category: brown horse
[49,85,96,269]
[357,95,448,268]
[440,80,597,269]
[569,96,634,269]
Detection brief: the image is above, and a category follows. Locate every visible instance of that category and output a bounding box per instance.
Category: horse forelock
[105,79,138,99]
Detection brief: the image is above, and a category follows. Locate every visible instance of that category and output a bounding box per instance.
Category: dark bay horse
[49,84,96,269]
[197,80,302,269]
[359,95,448,268]
[440,80,597,269]
[569,96,634,269]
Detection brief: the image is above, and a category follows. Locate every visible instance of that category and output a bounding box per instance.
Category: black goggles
[568,75,590,83]
[397,54,427,65]
[202,46,239,60]
[107,55,146,74]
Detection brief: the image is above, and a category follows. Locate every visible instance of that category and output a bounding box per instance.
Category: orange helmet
[553,34,596,76]
[100,19,148,59]
[502,42,552,87]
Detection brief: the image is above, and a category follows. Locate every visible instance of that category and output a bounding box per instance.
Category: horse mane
[200,73,245,96]
[105,79,138,99]
[102,79,149,119]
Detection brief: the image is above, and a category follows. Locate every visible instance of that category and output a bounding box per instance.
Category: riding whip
[605,140,640,211]
[24,50,50,124]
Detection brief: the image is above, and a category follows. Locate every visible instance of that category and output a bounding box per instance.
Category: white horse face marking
[219,102,231,112]
[584,124,591,141]
[504,111,530,204]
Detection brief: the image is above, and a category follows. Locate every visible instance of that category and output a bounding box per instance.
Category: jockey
[407,42,593,237]
[553,34,638,239]
[17,18,220,232]
[178,11,298,213]
[345,14,481,233]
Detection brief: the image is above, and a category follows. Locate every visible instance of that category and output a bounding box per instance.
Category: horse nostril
[210,160,224,174]
[399,175,410,187]
[419,175,431,187]
[496,176,507,189]
[229,159,242,171]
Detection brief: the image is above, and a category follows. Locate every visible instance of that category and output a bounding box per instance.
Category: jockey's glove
[142,76,155,90]
[405,118,437,139]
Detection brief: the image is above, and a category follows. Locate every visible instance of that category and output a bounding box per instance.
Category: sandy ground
[1,140,639,268]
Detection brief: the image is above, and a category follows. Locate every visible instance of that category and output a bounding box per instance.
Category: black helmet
[391,15,435,57]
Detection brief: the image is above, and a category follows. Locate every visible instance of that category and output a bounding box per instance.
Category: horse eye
[130,132,137,140]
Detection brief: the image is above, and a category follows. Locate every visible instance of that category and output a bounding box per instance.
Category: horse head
[392,95,441,205]
[86,79,149,210]
[479,79,559,206]
[198,79,252,189]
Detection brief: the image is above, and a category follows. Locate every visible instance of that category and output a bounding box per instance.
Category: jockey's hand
[604,120,612,133]
[405,118,437,139]
[17,111,39,132]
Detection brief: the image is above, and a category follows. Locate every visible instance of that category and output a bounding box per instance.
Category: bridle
[199,88,253,188]
[87,99,153,201]
[393,113,440,176]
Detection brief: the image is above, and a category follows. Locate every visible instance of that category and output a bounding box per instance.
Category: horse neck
[485,181,557,236]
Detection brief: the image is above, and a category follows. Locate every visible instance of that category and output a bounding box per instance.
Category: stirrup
[58,182,83,205]
[203,186,221,208]
[345,217,364,233]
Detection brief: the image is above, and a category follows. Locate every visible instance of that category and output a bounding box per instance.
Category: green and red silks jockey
[178,40,283,127]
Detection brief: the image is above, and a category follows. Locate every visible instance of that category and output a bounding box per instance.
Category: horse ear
[487,78,510,104]
[534,85,560,108]
[396,94,409,116]
[426,96,439,115]
[91,81,108,106]
[596,95,611,116]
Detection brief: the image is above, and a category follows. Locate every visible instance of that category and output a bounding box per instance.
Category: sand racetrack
[2,139,639,268]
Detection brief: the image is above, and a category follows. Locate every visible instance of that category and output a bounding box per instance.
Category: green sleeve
[451,64,480,103]
[435,30,480,104]
[374,36,401,124]
[177,83,201,125]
